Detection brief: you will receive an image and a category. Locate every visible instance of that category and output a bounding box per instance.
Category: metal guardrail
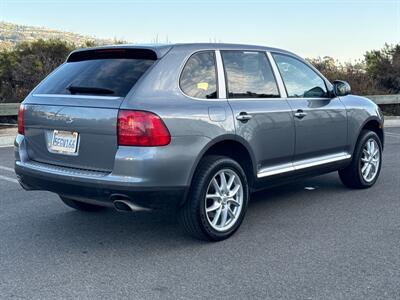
[0,103,20,116]
[365,94,400,105]
[0,95,399,116]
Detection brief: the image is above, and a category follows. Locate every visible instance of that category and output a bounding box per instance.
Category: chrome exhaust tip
[113,199,149,212]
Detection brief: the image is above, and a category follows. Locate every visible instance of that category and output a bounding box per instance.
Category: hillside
[0,21,116,50]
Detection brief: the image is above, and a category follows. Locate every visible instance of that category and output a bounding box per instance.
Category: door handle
[236,112,253,122]
[294,110,307,119]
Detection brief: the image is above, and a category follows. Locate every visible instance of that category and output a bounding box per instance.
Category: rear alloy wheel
[59,196,106,212]
[179,155,249,241]
[339,130,382,188]
[205,169,244,232]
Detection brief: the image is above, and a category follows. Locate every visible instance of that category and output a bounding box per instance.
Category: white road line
[0,174,19,184]
[0,144,13,148]
[0,165,14,172]
[0,165,18,184]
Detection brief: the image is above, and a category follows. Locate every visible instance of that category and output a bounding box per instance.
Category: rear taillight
[18,104,24,135]
[117,110,171,146]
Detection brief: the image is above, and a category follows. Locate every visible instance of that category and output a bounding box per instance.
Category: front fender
[341,95,384,154]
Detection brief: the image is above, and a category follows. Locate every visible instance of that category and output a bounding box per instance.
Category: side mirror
[333,80,351,96]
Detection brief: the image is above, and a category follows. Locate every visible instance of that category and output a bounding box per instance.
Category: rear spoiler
[67,45,173,62]
[67,48,156,62]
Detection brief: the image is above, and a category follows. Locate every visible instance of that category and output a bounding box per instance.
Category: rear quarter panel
[120,46,237,186]
[122,46,235,138]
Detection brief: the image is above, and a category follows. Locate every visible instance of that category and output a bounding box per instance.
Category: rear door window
[180,51,217,99]
[34,49,156,97]
[221,51,280,98]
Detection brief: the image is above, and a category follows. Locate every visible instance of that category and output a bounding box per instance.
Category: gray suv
[15,43,384,241]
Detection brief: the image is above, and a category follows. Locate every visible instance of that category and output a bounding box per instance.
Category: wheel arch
[184,135,257,202]
[359,117,384,150]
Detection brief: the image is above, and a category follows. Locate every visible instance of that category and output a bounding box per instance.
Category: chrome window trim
[179,49,285,102]
[257,152,351,178]
[33,94,122,100]
[218,97,287,102]
[266,51,287,98]
[219,50,283,101]
[284,97,333,101]
[215,50,227,99]
[269,52,331,100]
[177,50,221,102]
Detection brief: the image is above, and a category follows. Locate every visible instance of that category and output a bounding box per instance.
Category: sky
[1,0,399,61]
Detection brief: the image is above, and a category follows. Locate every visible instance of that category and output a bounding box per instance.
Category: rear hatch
[22,48,157,172]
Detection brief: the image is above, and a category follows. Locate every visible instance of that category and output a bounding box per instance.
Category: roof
[172,43,289,52]
[70,43,297,59]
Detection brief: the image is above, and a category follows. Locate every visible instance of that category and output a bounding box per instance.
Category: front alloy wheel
[360,138,380,183]
[339,130,382,189]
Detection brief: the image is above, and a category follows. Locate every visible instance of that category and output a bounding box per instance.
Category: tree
[0,50,17,102]
[365,44,400,93]
[0,39,74,102]
[0,40,398,104]
[307,56,384,95]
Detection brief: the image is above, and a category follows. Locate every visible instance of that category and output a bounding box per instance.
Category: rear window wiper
[66,85,115,95]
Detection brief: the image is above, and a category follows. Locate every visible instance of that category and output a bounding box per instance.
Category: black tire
[178,155,249,241]
[339,130,382,189]
[59,196,106,212]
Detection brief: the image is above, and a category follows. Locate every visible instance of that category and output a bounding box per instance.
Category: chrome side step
[257,152,351,178]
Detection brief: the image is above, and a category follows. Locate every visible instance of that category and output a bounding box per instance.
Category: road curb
[385,117,400,128]
[0,136,15,147]
[0,127,16,148]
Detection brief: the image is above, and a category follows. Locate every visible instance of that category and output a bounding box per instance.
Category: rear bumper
[13,134,206,210]
[15,163,186,210]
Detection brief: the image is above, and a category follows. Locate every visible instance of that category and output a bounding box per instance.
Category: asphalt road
[1,129,399,299]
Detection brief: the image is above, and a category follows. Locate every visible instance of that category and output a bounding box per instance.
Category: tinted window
[180,51,217,99]
[273,54,328,98]
[221,51,279,98]
[35,53,155,97]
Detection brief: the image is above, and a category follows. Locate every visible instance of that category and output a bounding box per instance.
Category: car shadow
[23,172,349,254]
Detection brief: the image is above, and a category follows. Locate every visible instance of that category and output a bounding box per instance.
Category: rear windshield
[34,49,156,97]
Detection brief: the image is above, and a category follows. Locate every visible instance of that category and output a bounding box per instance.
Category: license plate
[50,130,79,154]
